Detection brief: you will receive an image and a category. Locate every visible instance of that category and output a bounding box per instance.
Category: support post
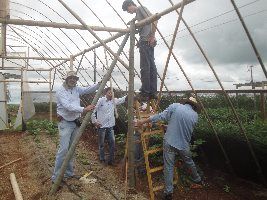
[20,68,26,131]
[69,55,74,71]
[49,69,53,121]
[157,0,185,105]
[49,33,129,195]
[93,41,96,83]
[127,21,136,188]
[260,83,266,120]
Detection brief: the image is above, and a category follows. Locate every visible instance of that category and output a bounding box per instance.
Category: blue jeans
[139,41,157,95]
[98,127,115,163]
[163,140,201,194]
[51,120,78,182]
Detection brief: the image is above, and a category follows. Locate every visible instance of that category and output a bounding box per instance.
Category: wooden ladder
[134,99,181,200]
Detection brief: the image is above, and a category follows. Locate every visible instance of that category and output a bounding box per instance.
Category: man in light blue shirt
[52,70,100,183]
[136,97,203,200]
[91,87,127,166]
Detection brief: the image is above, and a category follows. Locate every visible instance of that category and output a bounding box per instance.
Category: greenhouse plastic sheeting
[14,72,35,129]
[0,74,8,130]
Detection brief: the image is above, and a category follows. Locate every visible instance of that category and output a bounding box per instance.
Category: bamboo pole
[69,55,74,71]
[49,69,53,121]
[57,0,129,71]
[53,32,125,69]
[168,0,265,184]
[157,0,185,105]
[230,0,267,79]
[0,18,128,33]
[20,68,26,131]
[0,80,51,83]
[3,71,8,128]
[0,67,52,71]
[0,158,22,170]
[135,0,194,29]
[10,173,23,200]
[127,21,136,188]
[49,33,129,195]
[0,55,70,60]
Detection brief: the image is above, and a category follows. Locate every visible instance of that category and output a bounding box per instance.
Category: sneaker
[107,161,116,166]
[190,180,204,189]
[162,193,173,200]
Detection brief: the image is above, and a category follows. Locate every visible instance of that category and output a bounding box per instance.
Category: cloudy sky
[1,0,267,102]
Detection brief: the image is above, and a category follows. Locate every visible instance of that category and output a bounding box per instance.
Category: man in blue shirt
[51,70,100,183]
[91,87,127,166]
[136,97,203,200]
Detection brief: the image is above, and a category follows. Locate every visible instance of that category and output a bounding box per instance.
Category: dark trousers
[139,41,157,95]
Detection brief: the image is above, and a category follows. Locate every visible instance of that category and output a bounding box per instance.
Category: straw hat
[64,70,79,80]
[180,97,201,114]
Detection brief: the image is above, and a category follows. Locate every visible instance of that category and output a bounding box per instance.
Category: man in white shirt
[52,70,100,183]
[91,87,127,165]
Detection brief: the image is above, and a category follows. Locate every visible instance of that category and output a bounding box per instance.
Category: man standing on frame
[122,0,158,100]
[136,96,204,200]
[51,70,100,183]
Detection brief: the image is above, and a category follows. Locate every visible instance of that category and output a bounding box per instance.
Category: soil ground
[1,126,267,200]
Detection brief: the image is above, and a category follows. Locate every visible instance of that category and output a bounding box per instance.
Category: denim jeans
[98,127,115,163]
[163,140,201,194]
[139,41,157,95]
[51,120,78,182]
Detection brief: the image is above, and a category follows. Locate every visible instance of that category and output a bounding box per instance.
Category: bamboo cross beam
[58,0,129,71]
[0,55,70,61]
[0,18,128,33]
[52,32,125,69]
[135,0,195,29]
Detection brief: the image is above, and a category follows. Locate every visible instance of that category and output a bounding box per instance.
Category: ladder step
[139,113,154,118]
[152,185,164,192]
[145,147,163,155]
[149,166,163,173]
[143,129,164,137]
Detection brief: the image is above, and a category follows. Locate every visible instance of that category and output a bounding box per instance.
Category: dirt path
[0,131,147,200]
[1,130,267,200]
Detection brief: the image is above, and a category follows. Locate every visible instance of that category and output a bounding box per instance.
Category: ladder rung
[152,185,164,192]
[142,129,164,137]
[139,113,154,118]
[149,166,163,173]
[145,147,163,155]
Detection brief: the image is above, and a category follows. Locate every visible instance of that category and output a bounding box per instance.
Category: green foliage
[191,139,206,158]
[223,184,231,193]
[115,133,126,145]
[27,119,58,137]
[34,102,57,113]
[195,107,267,146]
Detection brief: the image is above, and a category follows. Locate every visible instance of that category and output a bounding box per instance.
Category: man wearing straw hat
[136,96,203,200]
[122,0,158,100]
[51,70,100,183]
